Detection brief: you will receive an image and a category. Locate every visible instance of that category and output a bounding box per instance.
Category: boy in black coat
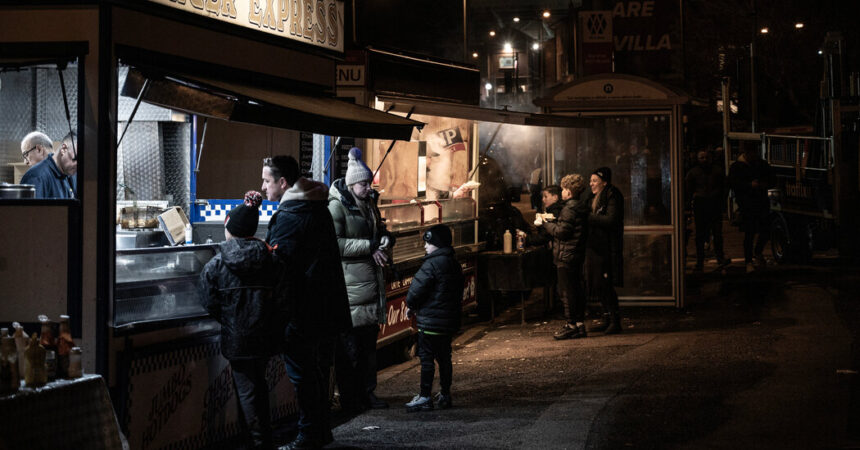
[404,224,465,412]
[199,191,290,450]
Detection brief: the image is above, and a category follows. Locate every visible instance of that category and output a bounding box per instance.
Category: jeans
[230,358,273,449]
[282,334,323,440]
[741,209,770,262]
[418,331,453,398]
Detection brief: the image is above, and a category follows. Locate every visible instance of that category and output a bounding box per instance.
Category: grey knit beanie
[345,147,373,186]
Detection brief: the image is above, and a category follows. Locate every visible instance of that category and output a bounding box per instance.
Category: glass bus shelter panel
[0,62,79,185]
[551,115,672,226]
[616,233,673,298]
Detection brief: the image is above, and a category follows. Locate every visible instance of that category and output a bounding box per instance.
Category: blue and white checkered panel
[194,199,279,223]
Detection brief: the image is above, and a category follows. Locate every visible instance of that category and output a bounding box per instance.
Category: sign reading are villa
[149,0,344,52]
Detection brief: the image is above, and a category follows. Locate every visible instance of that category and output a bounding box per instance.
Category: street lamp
[503,42,513,53]
[542,10,550,18]
[760,27,769,34]
[489,30,496,37]
[532,42,539,50]
[513,17,520,23]
[795,22,804,29]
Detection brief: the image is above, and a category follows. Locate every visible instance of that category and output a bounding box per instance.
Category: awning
[376,95,595,128]
[121,68,423,141]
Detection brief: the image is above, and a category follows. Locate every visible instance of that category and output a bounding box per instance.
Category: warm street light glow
[760,27,769,34]
[513,17,520,23]
[795,23,804,29]
[503,42,513,53]
[532,43,539,50]
[485,82,492,91]
[818,50,823,55]
[489,30,496,37]
[472,52,479,58]
[542,10,551,18]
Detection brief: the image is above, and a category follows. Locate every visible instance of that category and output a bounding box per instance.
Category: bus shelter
[535,73,692,307]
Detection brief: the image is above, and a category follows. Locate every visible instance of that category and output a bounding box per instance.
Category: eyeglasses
[22,145,39,162]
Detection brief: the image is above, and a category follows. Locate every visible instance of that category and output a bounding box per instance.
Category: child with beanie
[404,224,465,412]
[199,191,291,449]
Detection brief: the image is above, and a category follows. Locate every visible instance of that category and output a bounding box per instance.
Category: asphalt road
[325,260,860,449]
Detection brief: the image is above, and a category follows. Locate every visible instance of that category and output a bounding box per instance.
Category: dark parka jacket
[405,246,464,335]
[586,184,625,287]
[266,177,353,339]
[327,178,394,328]
[199,237,291,360]
[540,197,589,267]
[729,153,773,217]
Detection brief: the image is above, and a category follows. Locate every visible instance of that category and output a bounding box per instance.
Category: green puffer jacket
[327,178,393,328]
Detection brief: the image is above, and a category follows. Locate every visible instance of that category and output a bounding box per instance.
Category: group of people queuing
[18,131,78,199]
[685,146,774,273]
[532,167,625,340]
[199,147,465,450]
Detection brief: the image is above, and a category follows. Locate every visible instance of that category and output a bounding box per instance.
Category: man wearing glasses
[21,132,77,199]
[20,131,52,166]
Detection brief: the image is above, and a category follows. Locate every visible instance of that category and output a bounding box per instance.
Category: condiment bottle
[68,347,83,379]
[185,223,193,245]
[503,229,513,254]
[24,333,47,387]
[57,315,74,378]
[45,350,57,381]
[38,315,57,354]
[12,322,28,378]
[0,329,19,394]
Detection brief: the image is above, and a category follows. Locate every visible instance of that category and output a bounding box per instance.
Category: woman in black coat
[585,167,625,334]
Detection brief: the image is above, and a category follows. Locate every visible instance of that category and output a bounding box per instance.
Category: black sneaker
[553,323,578,340]
[405,394,433,412]
[367,393,389,409]
[435,392,452,409]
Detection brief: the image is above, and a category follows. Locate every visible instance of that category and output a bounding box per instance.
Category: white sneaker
[405,394,433,412]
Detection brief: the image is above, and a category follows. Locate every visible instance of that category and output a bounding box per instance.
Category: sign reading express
[149,0,344,52]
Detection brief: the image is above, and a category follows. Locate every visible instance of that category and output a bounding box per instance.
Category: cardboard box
[157,206,190,246]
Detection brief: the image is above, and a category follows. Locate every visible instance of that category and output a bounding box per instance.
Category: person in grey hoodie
[199,191,290,450]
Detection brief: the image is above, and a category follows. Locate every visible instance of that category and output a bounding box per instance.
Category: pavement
[314,224,860,449]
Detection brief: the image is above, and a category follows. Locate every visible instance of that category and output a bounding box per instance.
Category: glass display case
[114,244,218,329]
[380,198,477,264]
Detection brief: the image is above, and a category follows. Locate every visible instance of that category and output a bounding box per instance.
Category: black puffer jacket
[586,184,625,287]
[199,237,291,360]
[266,177,353,339]
[541,197,589,267]
[405,247,464,335]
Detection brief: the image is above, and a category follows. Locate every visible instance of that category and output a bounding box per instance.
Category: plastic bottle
[503,229,513,254]
[185,223,193,245]
[0,329,19,394]
[24,333,47,387]
[68,347,83,379]
[57,315,73,378]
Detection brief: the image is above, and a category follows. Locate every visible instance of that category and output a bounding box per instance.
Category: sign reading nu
[148,0,345,52]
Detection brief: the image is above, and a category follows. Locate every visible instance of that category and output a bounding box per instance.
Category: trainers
[405,394,433,412]
[435,392,452,409]
[746,262,755,273]
[279,433,322,450]
[553,323,578,340]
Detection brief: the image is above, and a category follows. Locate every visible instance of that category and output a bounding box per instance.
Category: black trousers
[418,331,453,398]
[230,358,273,450]
[335,324,379,409]
[740,209,770,262]
[585,248,619,315]
[693,197,726,265]
[317,335,335,434]
[557,262,585,324]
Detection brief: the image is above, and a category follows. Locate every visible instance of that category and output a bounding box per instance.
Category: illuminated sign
[148,0,344,52]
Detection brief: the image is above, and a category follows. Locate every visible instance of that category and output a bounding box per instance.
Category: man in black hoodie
[199,191,290,450]
[263,156,352,449]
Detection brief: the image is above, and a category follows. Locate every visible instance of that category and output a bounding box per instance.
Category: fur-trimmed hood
[281,177,328,202]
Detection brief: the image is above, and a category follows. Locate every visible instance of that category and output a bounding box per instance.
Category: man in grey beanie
[328,147,395,411]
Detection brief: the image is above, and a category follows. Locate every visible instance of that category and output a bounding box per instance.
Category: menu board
[299,132,314,179]
[331,137,355,182]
